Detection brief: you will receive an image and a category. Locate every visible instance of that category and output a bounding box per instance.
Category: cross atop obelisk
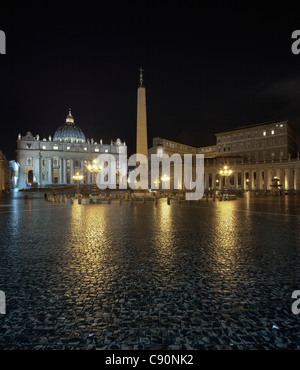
[139,67,144,87]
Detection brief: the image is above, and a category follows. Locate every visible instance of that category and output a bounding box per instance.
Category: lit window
[67,146,70,150]
[42,145,46,150]
[53,145,58,150]
[84,147,87,151]
[263,131,266,136]
[105,149,108,153]
[271,130,275,135]
[95,148,99,152]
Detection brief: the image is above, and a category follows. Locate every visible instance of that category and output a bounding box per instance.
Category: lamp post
[219,165,232,190]
[87,159,103,196]
[73,172,83,198]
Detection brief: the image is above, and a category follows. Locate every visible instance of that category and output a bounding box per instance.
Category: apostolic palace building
[150,120,300,192]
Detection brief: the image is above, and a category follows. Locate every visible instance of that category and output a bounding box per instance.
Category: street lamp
[219,165,232,189]
[87,159,103,195]
[73,172,83,198]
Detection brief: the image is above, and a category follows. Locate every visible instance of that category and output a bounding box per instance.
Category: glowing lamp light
[161,174,170,182]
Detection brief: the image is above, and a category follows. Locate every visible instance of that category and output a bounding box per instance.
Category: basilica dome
[53,109,86,143]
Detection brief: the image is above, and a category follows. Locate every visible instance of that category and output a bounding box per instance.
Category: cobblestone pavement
[0,193,300,349]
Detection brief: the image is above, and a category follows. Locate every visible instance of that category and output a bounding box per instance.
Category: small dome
[53,109,86,143]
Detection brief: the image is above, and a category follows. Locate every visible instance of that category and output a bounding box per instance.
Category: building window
[42,173,46,181]
[67,146,70,150]
[53,145,59,150]
[105,149,108,153]
[42,145,46,150]
[84,147,87,151]
[67,160,71,167]
[26,158,32,166]
[26,143,32,149]
[42,159,46,167]
[263,131,266,136]
[271,130,275,135]
[53,158,58,167]
[95,148,99,152]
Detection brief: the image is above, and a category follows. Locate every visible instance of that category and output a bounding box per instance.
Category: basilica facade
[17,109,127,188]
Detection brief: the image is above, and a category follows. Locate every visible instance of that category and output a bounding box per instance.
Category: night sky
[1,1,300,160]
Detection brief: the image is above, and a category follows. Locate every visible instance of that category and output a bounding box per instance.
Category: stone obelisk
[136,67,148,159]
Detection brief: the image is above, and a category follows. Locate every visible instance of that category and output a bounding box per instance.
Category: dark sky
[1,1,300,160]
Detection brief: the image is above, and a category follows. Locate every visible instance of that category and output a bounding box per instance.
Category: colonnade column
[256,170,261,190]
[241,170,245,190]
[279,168,284,190]
[286,168,291,190]
[212,173,216,190]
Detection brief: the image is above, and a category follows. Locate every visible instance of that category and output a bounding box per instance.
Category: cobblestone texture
[0,193,300,349]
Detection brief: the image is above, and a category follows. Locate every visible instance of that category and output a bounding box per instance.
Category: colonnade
[204,161,300,191]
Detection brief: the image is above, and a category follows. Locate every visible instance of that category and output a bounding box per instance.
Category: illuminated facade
[149,120,300,192]
[17,109,127,188]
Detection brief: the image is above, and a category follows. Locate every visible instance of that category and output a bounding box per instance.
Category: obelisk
[136,67,148,159]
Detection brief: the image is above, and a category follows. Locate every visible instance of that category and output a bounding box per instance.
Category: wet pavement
[0,191,300,349]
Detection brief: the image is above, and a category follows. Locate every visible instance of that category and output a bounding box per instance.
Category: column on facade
[59,158,63,184]
[48,157,52,184]
[63,158,67,184]
[70,159,74,184]
[80,160,84,184]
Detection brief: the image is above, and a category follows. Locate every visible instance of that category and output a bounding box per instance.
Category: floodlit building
[17,109,127,188]
[149,120,300,192]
